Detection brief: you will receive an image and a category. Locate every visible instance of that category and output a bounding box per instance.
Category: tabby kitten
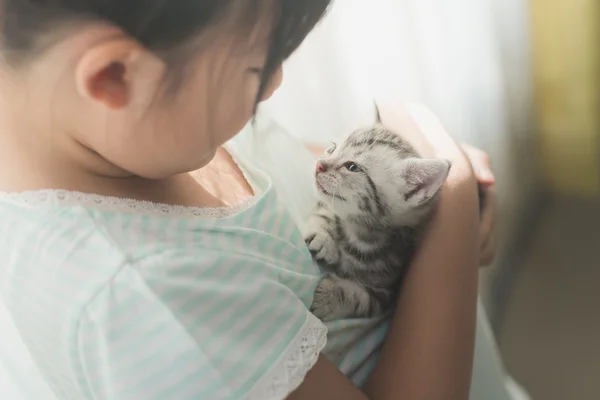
[305,125,451,321]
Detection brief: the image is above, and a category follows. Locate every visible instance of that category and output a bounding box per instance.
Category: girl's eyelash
[249,68,264,75]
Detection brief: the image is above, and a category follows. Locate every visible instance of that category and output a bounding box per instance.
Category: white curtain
[264,0,536,309]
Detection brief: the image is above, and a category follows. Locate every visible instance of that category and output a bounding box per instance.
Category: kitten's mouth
[316,180,346,201]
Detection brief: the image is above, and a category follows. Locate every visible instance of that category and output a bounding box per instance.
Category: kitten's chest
[337,222,386,251]
[338,219,418,260]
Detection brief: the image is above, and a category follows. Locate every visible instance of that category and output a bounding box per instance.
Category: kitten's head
[314,126,451,224]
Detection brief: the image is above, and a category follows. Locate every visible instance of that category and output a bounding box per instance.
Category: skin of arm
[290,103,480,400]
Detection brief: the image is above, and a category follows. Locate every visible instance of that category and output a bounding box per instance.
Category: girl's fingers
[461,143,495,185]
[478,185,497,267]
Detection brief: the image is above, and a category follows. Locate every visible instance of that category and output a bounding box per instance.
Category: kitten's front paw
[304,231,340,266]
[310,276,343,321]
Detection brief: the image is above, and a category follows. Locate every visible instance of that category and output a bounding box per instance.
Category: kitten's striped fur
[306,125,452,321]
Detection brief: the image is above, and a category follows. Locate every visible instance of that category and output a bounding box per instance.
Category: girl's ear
[399,158,452,205]
[75,38,165,110]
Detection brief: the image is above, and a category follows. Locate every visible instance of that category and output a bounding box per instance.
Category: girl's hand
[376,100,496,268]
[461,144,497,267]
[461,144,494,185]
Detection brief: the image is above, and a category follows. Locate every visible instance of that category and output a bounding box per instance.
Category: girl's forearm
[364,173,480,400]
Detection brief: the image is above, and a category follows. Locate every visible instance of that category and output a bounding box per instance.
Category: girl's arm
[363,103,480,399]
[292,103,481,400]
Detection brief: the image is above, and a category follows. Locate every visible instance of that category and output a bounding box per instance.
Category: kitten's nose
[316,161,327,173]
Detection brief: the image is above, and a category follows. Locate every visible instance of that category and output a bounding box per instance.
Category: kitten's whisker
[327,180,339,213]
[332,181,344,213]
[362,137,377,154]
[329,183,338,212]
[368,140,376,152]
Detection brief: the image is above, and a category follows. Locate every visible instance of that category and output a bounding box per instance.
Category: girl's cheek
[258,67,283,102]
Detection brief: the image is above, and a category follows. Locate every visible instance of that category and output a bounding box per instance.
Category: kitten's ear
[400,158,452,205]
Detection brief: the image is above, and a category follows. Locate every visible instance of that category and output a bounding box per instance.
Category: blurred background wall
[265,0,600,399]
[500,1,600,399]
[531,0,600,196]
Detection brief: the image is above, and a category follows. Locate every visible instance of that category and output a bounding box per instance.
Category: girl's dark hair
[1,0,331,100]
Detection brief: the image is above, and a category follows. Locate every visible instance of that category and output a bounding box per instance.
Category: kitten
[305,125,451,321]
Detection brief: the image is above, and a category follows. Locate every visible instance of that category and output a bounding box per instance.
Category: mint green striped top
[0,118,389,399]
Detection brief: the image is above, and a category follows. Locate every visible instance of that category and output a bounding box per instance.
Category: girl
[0,1,496,399]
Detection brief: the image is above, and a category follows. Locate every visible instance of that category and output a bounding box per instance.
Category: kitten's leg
[304,213,340,267]
[310,276,393,321]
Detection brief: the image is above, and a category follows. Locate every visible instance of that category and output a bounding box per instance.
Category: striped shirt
[0,118,389,400]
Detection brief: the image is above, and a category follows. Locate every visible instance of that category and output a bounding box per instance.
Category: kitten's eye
[344,162,362,172]
[326,142,337,154]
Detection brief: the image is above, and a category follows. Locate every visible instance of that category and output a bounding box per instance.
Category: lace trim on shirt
[247,314,328,400]
[0,189,256,218]
[0,141,269,218]
[0,145,266,219]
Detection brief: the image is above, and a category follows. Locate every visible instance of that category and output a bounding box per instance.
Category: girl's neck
[0,149,225,209]
[0,119,228,209]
